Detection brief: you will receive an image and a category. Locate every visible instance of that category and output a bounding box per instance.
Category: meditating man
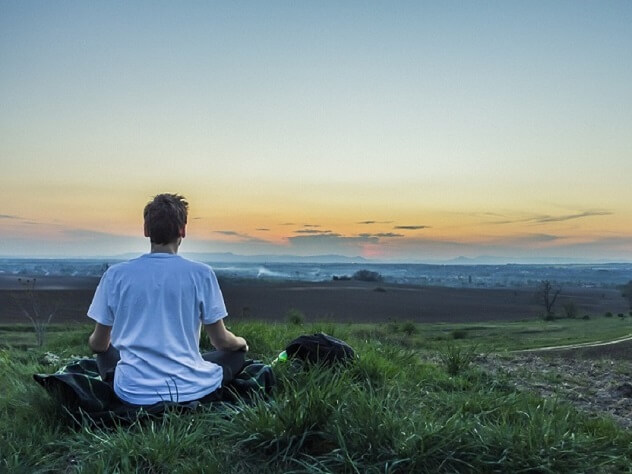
[87,193,248,405]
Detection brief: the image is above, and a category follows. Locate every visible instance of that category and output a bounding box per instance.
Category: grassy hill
[1,319,632,472]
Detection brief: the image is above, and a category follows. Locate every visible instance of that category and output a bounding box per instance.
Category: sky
[1,1,631,262]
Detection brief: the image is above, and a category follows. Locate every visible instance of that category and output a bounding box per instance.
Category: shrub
[286,308,305,326]
[450,329,467,340]
[352,270,382,282]
[605,312,613,318]
[582,314,590,320]
[401,321,417,336]
[385,320,399,334]
[618,313,625,319]
[11,277,59,347]
[437,344,478,376]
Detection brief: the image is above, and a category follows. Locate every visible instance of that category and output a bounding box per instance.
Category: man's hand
[205,319,249,352]
[234,336,249,352]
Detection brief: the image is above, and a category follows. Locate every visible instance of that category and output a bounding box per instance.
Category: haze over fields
[1,2,631,262]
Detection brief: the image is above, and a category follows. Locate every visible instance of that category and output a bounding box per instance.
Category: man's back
[88,253,227,405]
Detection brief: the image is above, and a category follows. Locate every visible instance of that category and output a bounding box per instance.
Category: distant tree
[562,301,578,319]
[11,278,60,346]
[537,280,561,319]
[352,270,383,282]
[620,280,632,311]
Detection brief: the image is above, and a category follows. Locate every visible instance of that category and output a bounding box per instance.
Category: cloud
[0,214,20,219]
[534,211,612,223]
[394,225,431,230]
[0,227,147,257]
[357,220,394,225]
[520,233,561,242]
[294,229,332,234]
[488,210,612,225]
[288,233,379,250]
[256,228,270,231]
[358,232,404,238]
[488,219,525,225]
[489,233,563,245]
[213,229,269,244]
[280,222,295,226]
[303,224,321,228]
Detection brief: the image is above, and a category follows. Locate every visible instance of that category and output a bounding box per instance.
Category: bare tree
[538,280,561,319]
[11,277,59,347]
[620,280,632,311]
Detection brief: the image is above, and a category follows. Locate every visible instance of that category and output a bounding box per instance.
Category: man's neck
[150,239,181,254]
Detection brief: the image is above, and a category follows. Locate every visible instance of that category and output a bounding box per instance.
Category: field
[1,277,628,326]
[2,317,632,473]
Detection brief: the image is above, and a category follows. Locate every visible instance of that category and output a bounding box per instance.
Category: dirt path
[475,332,632,430]
[477,352,632,430]
[515,333,632,353]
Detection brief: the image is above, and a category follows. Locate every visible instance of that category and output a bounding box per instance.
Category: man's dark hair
[143,194,189,244]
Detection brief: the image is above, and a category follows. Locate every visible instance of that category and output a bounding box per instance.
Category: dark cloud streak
[488,210,612,225]
[394,225,430,230]
[534,211,612,223]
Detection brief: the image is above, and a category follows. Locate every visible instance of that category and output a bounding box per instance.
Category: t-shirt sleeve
[87,270,114,326]
[200,267,228,324]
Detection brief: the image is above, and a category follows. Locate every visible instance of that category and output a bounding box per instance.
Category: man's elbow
[88,334,110,353]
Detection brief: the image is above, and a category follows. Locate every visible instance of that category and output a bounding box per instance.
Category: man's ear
[179,225,186,238]
[143,222,150,238]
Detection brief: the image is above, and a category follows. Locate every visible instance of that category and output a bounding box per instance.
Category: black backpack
[285,333,355,365]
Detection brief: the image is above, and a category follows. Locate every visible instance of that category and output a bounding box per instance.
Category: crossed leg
[95,345,246,386]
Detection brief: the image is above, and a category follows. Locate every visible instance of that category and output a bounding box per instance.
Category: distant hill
[112,252,371,264]
[445,255,629,265]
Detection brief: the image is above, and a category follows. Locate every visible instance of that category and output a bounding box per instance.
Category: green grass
[1,320,632,472]
[350,316,632,353]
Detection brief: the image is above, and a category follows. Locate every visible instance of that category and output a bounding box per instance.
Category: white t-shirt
[87,253,227,405]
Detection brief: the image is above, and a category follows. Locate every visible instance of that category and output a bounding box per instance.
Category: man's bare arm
[204,319,248,352]
[88,323,112,353]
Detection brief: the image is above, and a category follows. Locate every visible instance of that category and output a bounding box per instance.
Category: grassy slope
[1,319,632,473]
